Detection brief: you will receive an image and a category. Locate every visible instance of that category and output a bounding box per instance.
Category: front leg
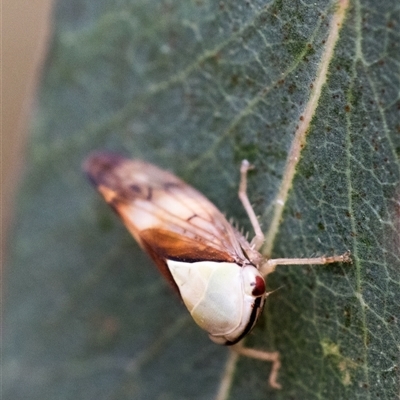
[238,160,265,251]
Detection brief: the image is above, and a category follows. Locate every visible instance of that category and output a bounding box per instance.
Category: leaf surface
[5,1,400,399]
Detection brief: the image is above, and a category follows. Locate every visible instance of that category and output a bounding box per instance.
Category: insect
[84,151,351,389]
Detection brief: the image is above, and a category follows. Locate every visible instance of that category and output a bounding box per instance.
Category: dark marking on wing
[140,229,235,263]
[84,152,138,202]
[129,184,142,194]
[84,151,124,184]
[140,238,181,297]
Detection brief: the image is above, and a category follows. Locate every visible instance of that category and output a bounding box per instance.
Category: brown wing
[84,152,250,289]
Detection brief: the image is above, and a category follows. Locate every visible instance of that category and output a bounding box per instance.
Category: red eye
[252,275,266,296]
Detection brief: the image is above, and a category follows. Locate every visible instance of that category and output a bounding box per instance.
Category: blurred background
[2,0,53,262]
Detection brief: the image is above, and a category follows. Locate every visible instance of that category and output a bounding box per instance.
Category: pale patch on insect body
[84,151,351,389]
[167,259,266,345]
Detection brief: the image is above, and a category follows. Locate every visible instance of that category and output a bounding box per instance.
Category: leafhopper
[84,152,350,388]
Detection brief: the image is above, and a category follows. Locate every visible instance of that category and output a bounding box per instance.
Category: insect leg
[260,251,351,276]
[231,342,282,389]
[238,160,264,251]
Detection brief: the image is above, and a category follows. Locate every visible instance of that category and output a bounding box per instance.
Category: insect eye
[242,266,266,297]
[251,275,266,296]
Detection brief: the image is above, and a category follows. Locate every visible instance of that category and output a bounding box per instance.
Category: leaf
[4,1,400,399]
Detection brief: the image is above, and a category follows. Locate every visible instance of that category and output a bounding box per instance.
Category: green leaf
[5,1,400,399]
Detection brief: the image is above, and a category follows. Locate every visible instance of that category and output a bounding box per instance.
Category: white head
[167,260,266,345]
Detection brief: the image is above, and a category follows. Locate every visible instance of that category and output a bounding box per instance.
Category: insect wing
[84,152,247,289]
